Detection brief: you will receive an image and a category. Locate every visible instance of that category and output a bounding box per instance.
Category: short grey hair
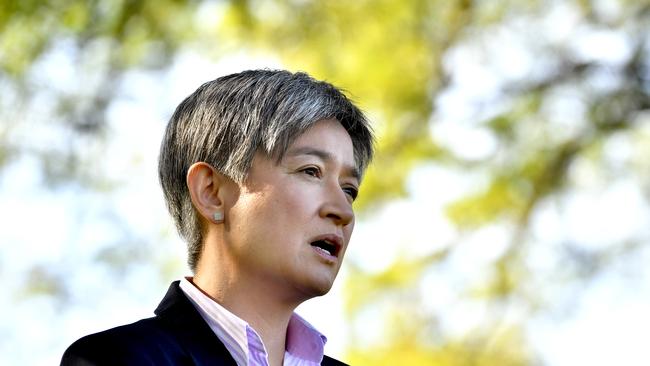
[158,69,374,271]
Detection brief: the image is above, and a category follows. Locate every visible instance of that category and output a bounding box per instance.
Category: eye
[342,186,359,201]
[301,166,322,178]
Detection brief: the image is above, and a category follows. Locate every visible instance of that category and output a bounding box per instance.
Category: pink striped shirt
[179,277,327,366]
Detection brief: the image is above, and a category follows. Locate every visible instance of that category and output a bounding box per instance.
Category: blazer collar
[155,280,238,365]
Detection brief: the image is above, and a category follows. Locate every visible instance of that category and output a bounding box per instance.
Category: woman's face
[223,119,359,302]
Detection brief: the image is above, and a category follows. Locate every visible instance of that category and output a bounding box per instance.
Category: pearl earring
[212,211,224,223]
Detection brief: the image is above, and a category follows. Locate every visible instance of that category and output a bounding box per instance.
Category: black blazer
[61,281,348,365]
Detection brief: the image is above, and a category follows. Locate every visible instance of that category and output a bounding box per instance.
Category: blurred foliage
[2,0,650,364]
[347,326,532,366]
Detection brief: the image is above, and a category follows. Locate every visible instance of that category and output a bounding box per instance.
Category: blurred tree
[2,0,649,365]
[0,0,201,186]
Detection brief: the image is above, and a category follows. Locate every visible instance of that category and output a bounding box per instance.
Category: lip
[309,233,344,259]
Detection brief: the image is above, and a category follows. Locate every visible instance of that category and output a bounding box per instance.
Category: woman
[62,69,374,366]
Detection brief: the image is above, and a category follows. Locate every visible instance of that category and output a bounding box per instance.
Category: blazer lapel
[155,281,238,365]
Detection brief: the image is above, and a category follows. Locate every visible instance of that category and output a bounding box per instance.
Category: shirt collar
[179,277,326,365]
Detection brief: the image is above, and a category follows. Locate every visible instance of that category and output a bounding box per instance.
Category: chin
[295,277,336,300]
[312,282,334,297]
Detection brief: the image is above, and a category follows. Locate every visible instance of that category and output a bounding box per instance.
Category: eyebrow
[285,147,361,181]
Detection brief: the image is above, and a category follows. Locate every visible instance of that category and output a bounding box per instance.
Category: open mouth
[310,239,339,258]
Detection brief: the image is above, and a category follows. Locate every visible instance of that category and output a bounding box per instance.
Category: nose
[319,183,354,227]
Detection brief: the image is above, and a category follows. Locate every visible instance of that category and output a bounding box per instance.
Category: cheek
[229,192,272,238]
[242,188,306,230]
[273,185,315,216]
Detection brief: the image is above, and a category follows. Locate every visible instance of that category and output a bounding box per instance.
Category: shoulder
[60,317,187,365]
[60,281,238,365]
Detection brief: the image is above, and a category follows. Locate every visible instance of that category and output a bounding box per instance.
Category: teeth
[314,246,332,256]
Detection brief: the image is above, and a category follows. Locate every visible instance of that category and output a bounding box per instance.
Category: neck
[193,246,303,366]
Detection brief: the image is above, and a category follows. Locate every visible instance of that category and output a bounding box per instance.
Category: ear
[186,162,230,224]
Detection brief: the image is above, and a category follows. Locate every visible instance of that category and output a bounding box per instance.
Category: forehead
[291,119,352,148]
[284,119,358,177]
